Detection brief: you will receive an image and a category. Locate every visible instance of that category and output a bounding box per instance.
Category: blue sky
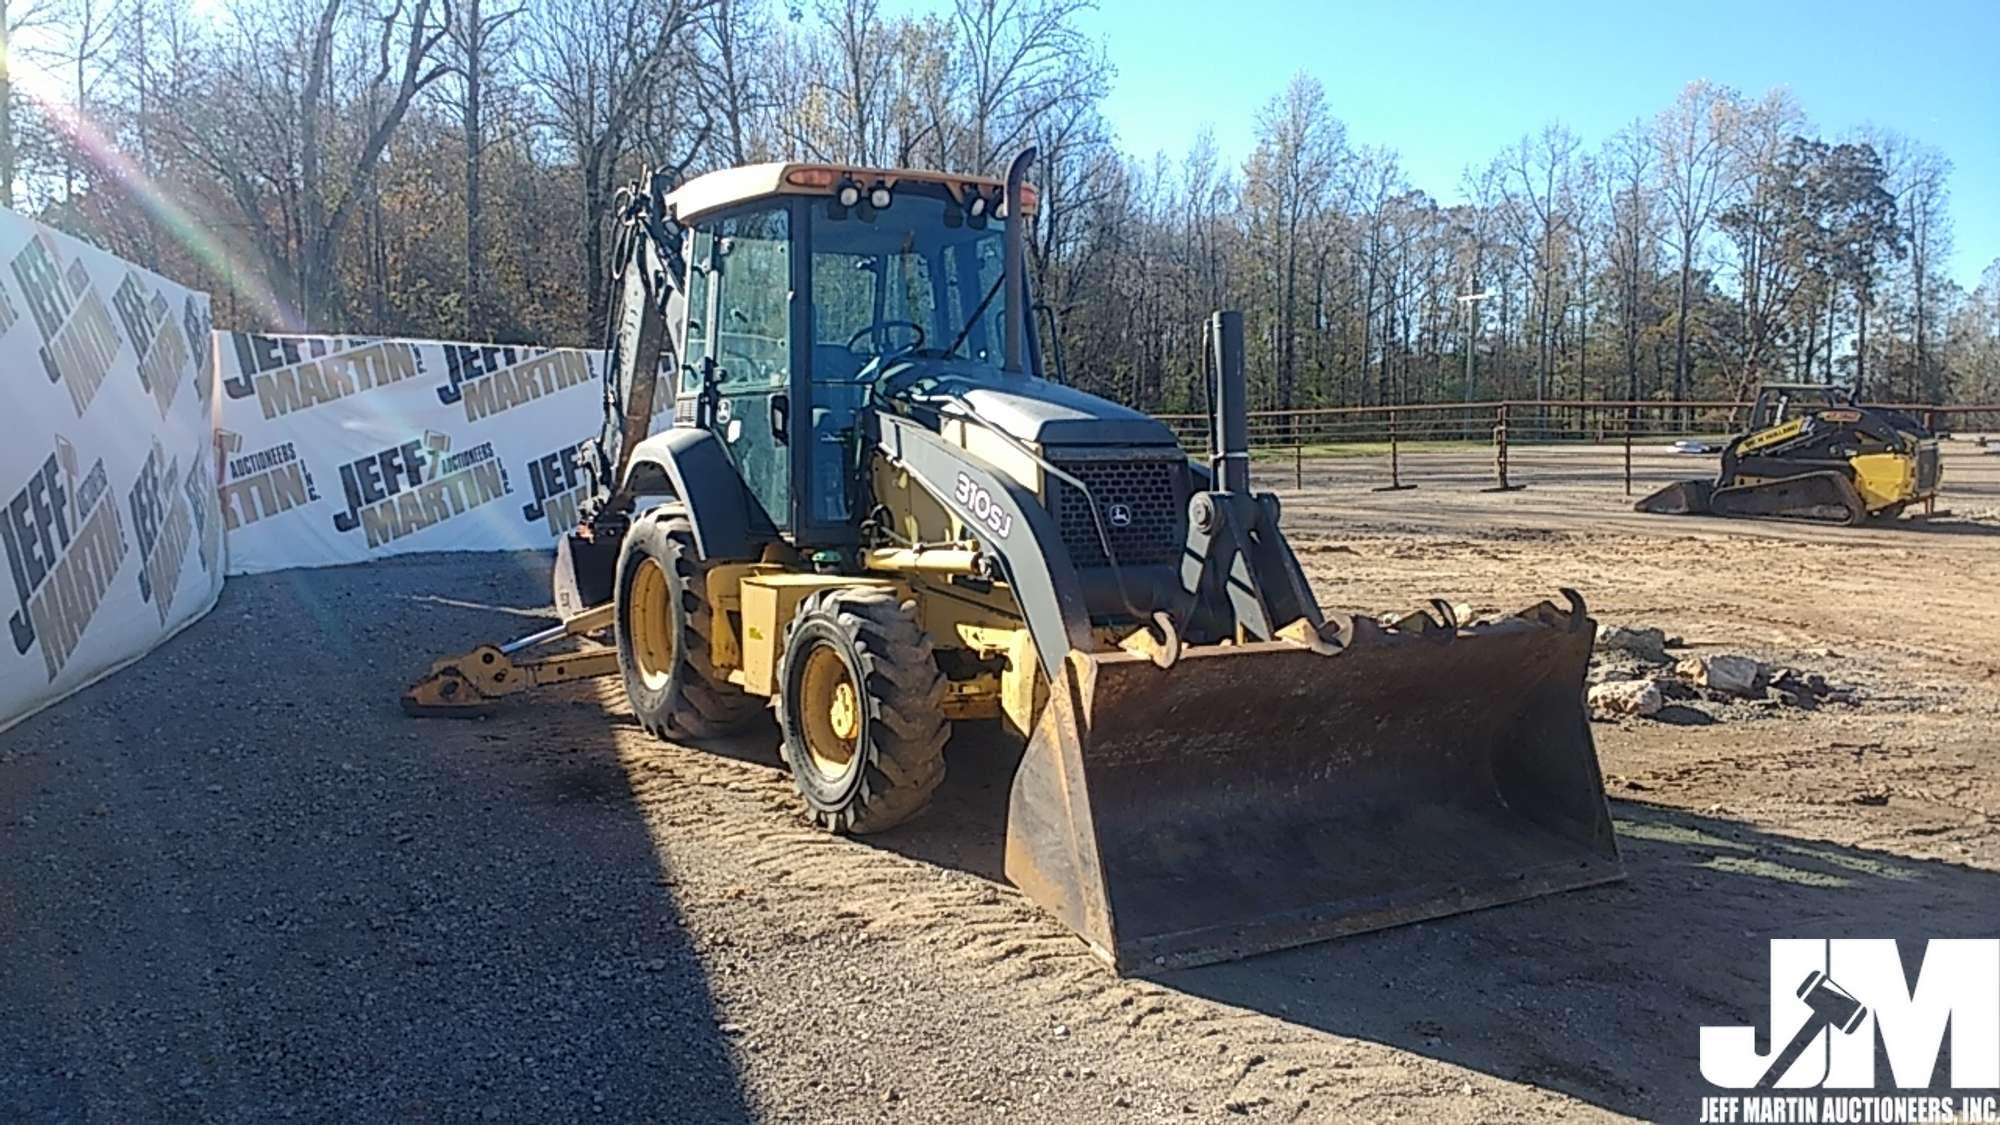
[1074,0,1998,289]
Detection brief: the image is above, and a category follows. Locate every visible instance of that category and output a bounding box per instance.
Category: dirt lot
[4,440,1998,1123]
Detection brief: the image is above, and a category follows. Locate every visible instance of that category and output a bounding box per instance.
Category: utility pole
[1455,288,1495,403]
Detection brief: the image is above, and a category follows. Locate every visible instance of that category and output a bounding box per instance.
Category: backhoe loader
[1637,383,1942,525]
[406,151,1622,973]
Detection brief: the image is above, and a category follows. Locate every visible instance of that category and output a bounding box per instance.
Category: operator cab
[1749,382,1852,430]
[665,164,1038,543]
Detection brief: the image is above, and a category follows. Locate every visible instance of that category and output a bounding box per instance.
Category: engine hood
[887,363,1179,448]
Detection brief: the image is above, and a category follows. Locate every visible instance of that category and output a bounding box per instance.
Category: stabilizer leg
[402,605,618,717]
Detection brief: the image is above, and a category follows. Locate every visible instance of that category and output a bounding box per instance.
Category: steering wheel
[846,320,926,361]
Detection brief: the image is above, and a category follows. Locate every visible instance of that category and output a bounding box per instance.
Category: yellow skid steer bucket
[1004,595,1622,973]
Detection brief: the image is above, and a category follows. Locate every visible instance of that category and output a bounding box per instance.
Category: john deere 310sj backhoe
[406,150,1622,973]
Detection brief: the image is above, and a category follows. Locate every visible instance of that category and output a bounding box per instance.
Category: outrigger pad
[1635,479,1713,515]
[1003,595,1624,974]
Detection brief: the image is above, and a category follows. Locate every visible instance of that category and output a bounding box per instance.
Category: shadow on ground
[880,731,2000,1120]
[0,554,752,1123]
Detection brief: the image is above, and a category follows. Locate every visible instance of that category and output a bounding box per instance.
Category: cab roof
[662,162,1037,224]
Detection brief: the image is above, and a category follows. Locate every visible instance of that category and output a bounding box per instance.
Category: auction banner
[213,333,610,574]
[0,213,224,734]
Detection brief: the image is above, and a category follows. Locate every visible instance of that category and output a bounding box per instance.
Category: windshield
[808,185,1009,377]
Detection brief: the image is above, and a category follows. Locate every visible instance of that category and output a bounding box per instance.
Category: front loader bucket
[1004,596,1623,974]
[1635,478,1714,516]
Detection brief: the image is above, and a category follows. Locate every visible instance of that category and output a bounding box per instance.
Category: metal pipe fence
[1152,400,2000,495]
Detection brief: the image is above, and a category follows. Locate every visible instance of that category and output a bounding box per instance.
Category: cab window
[680,227,713,394]
[712,206,792,390]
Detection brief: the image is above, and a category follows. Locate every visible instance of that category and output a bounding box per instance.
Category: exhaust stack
[1208,310,1252,494]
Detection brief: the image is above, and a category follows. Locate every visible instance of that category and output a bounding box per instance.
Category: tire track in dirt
[593,726,1524,1120]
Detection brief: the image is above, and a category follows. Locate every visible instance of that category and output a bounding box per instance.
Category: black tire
[614,509,764,740]
[777,589,949,834]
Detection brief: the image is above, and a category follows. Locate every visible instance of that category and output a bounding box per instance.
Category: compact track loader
[1637,383,1941,525]
[407,152,1622,972]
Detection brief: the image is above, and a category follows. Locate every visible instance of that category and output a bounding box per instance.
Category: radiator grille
[1916,444,1941,493]
[1047,455,1187,568]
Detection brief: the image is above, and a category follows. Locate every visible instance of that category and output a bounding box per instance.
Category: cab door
[693,203,796,534]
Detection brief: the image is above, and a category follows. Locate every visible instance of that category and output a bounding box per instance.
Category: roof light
[968,192,987,217]
[785,167,839,188]
[835,178,861,208]
[868,183,892,209]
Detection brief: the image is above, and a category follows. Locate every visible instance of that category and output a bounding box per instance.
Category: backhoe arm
[583,170,688,528]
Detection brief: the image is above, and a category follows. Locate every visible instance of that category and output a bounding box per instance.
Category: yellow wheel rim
[799,642,861,781]
[628,556,676,692]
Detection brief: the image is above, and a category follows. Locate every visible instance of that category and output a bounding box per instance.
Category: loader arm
[874,410,1094,682]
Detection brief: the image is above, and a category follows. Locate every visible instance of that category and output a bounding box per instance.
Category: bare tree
[952,0,1101,169]
[30,0,122,203]
[1602,121,1654,400]
[441,0,519,336]
[1867,129,1953,400]
[526,0,707,335]
[1654,80,1739,407]
[1500,122,1579,403]
[696,0,772,164]
[1717,87,1806,393]
[0,0,59,207]
[1243,73,1341,419]
[156,0,450,325]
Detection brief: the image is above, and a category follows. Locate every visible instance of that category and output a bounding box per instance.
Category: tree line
[12,0,2000,411]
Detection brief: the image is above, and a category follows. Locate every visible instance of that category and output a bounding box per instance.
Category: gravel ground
[0,556,752,1123]
[4,443,1999,1123]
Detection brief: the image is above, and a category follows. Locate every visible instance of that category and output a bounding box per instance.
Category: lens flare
[13,55,304,332]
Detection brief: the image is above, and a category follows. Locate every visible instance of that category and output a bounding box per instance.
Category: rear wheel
[778,590,948,833]
[614,509,764,740]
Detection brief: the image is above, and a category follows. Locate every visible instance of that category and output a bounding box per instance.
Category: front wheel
[614,509,764,740]
[778,589,949,833]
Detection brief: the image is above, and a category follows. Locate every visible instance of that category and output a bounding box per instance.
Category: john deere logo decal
[1106,502,1133,528]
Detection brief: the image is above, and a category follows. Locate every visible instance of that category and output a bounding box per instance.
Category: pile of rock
[1585,623,1858,722]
